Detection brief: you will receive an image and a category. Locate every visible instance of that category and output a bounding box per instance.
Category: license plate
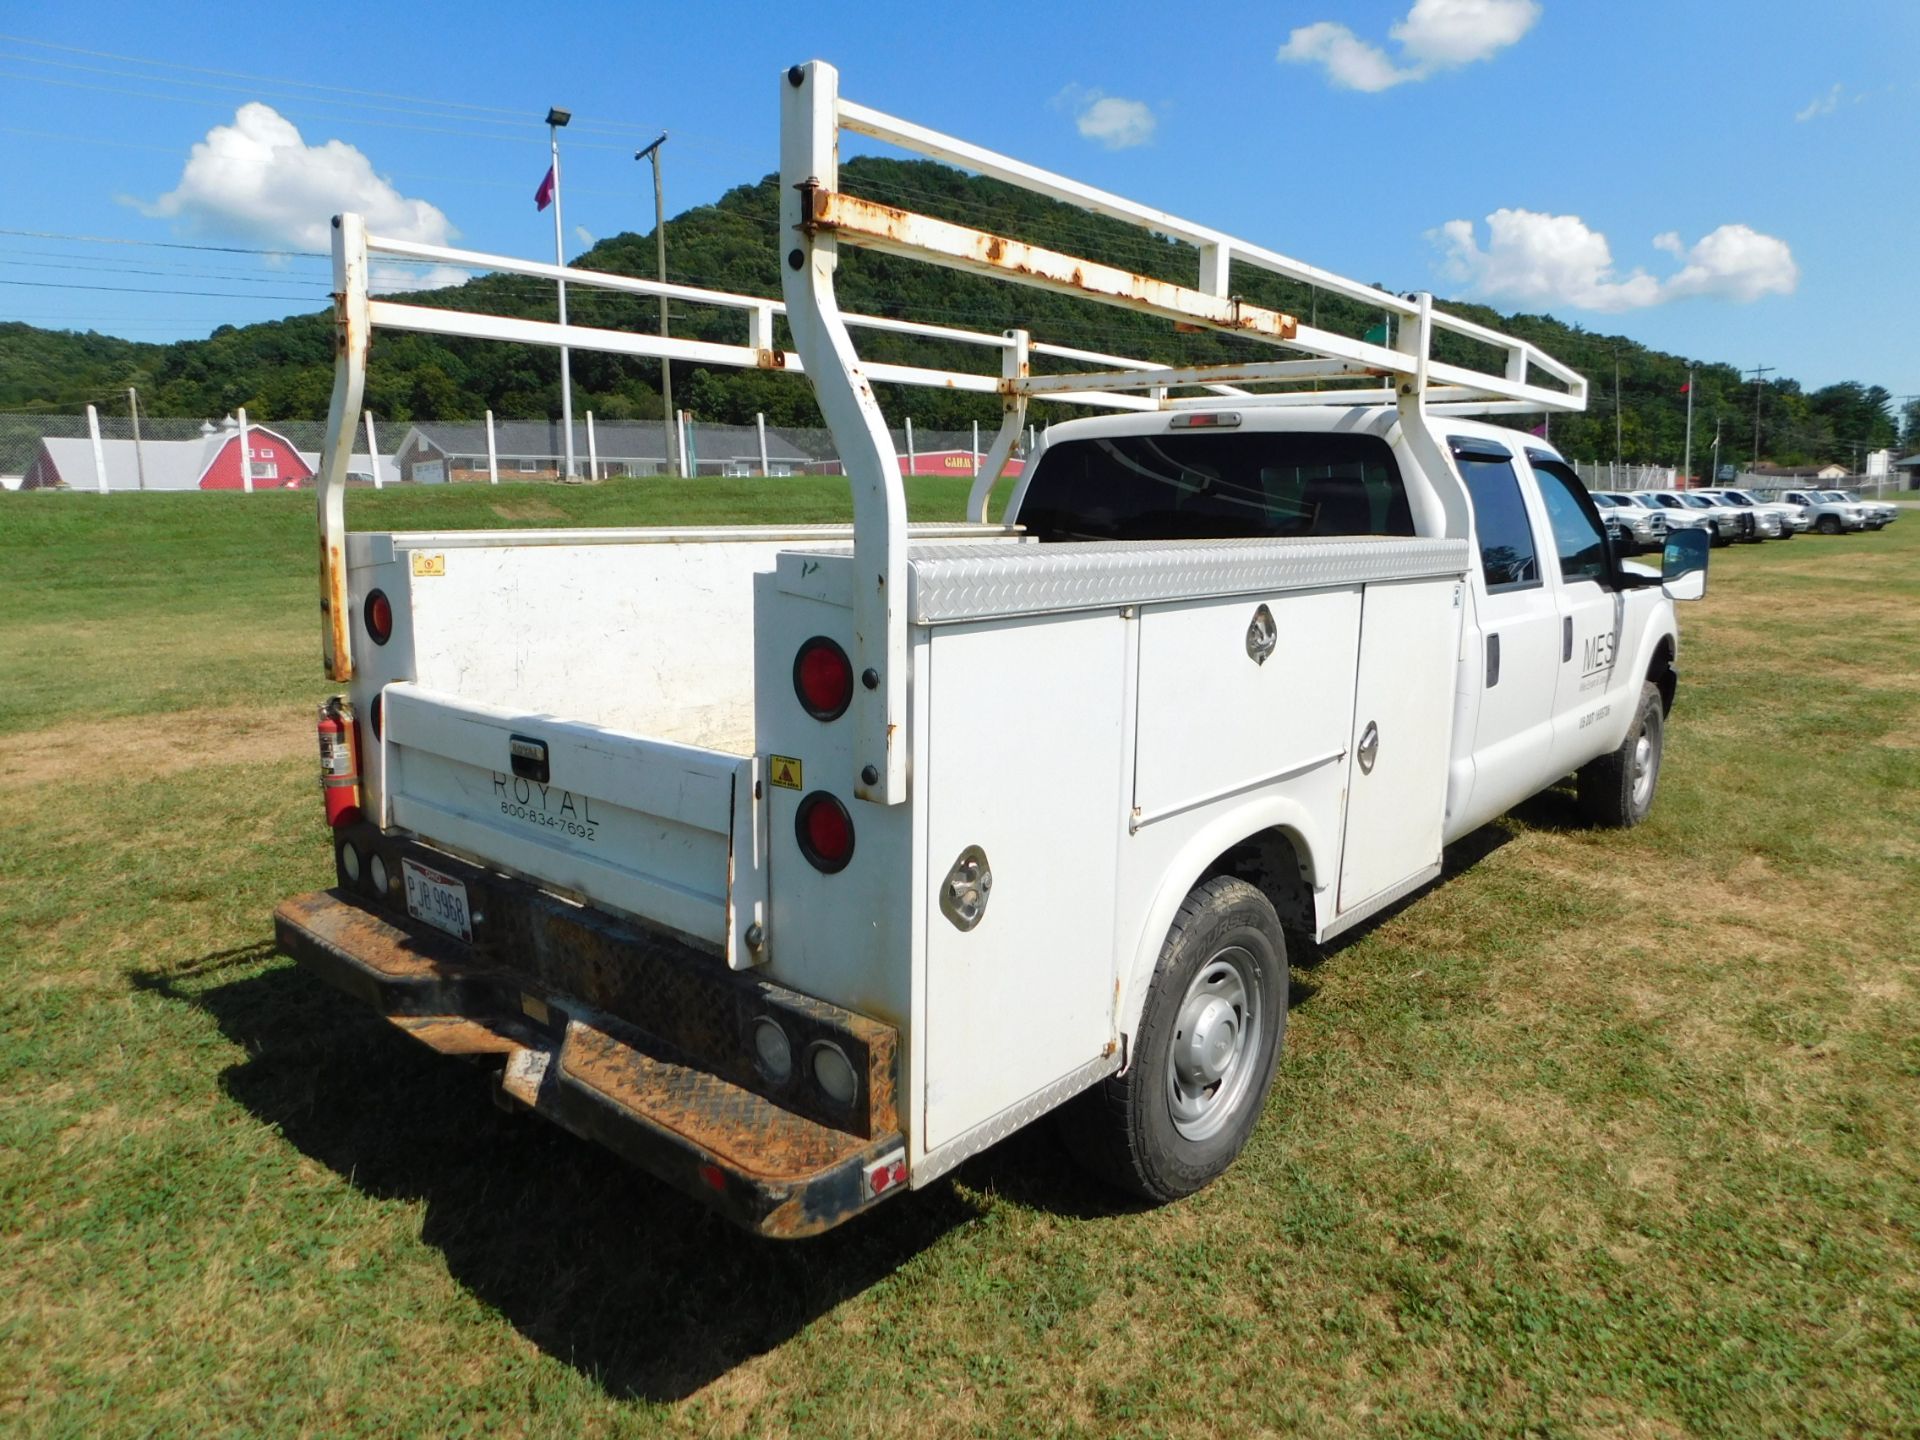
[402,858,472,942]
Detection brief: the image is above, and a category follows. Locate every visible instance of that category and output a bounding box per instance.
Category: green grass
[3,491,1917,1437]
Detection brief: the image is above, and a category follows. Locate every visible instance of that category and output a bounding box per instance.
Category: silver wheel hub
[1631,720,1659,808]
[1165,948,1261,1142]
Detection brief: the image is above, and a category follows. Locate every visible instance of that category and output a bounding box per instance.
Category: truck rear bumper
[274,884,906,1239]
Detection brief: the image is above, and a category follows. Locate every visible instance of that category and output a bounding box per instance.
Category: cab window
[1015,430,1413,542]
[1451,440,1538,592]
[1527,454,1610,585]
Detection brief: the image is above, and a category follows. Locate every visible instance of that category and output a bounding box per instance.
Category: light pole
[1682,364,1694,485]
[636,133,674,475]
[547,106,576,479]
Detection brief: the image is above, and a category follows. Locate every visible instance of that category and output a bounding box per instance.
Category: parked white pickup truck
[275,61,1709,1237]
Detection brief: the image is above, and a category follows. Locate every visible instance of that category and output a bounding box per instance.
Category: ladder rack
[314,57,1588,809]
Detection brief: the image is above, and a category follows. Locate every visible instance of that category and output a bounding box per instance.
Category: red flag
[1679,382,1691,394]
[534,165,556,212]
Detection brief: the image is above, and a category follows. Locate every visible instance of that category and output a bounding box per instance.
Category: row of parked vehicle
[1588,485,1901,552]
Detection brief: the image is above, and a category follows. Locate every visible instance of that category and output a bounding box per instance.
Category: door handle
[1485,633,1500,688]
[1563,615,1573,662]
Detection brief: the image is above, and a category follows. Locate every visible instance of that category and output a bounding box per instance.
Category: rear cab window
[1014,429,1414,542]
[1449,439,1539,592]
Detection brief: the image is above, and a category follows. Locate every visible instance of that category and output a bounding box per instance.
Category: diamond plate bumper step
[274,888,905,1238]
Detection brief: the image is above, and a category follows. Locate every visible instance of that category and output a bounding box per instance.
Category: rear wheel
[1577,681,1665,828]
[1061,877,1286,1202]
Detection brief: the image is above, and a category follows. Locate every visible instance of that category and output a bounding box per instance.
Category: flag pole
[1683,364,1695,486]
[546,107,576,479]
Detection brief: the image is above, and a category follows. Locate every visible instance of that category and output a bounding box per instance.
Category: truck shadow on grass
[134,944,1129,1401]
[131,804,1552,1401]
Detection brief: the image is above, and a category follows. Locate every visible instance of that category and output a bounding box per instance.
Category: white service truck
[276,61,1709,1237]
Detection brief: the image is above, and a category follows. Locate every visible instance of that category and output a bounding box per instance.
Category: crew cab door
[1451,437,1560,822]
[1524,451,1625,773]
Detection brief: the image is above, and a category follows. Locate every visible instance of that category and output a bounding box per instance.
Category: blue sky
[2,1,1914,418]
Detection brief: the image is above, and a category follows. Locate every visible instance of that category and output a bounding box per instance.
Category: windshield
[1680,494,1716,508]
[1015,429,1414,542]
[1722,490,1757,504]
[1821,491,1846,501]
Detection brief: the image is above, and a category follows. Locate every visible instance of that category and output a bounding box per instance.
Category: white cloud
[1659,224,1799,302]
[1054,86,1157,148]
[141,102,463,292]
[1795,83,1844,121]
[1431,208,1798,312]
[1278,0,1540,91]
[1275,22,1414,92]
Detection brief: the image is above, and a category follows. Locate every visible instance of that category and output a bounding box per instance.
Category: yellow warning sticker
[411,552,446,577]
[769,755,803,790]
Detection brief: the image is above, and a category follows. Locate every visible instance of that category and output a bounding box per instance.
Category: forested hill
[4,157,1905,467]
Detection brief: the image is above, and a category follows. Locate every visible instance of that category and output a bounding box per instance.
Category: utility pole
[1711,416,1723,485]
[1682,365,1694,486]
[635,134,674,475]
[1745,364,1775,470]
[546,106,576,479]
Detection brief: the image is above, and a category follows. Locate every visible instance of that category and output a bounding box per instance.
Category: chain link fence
[0,411,1040,491]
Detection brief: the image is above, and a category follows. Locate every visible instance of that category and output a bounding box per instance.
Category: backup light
[795,792,855,873]
[364,590,394,645]
[339,840,363,885]
[793,637,853,721]
[751,1018,794,1084]
[809,1041,858,1107]
[369,853,389,896]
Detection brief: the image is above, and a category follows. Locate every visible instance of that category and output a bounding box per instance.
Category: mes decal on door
[1579,629,1618,690]
[490,772,600,842]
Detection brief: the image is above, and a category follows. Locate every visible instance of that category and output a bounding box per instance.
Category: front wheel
[1060,877,1287,1203]
[1577,681,1665,828]
[1817,515,1842,535]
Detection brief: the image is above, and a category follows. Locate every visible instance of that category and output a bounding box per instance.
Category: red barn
[196,425,313,490]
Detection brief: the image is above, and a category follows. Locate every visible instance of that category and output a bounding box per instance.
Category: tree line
[4,157,1911,470]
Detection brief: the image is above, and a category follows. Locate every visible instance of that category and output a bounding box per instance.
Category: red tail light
[793,637,852,721]
[795,792,855,873]
[364,589,393,645]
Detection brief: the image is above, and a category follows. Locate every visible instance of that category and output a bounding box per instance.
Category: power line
[0,68,654,152]
[0,34,669,138]
[0,278,325,302]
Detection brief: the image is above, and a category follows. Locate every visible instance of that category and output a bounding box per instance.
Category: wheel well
[1647,635,1677,715]
[1202,827,1315,934]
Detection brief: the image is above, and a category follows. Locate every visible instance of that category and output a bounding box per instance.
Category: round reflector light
[751,1018,794,1084]
[795,792,855,873]
[809,1041,858,1107]
[339,841,363,885]
[369,853,390,896]
[792,637,853,721]
[364,590,394,646]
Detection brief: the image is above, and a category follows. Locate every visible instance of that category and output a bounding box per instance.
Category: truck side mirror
[1660,528,1709,601]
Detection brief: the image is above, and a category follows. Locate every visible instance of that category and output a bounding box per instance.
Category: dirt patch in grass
[0,707,306,792]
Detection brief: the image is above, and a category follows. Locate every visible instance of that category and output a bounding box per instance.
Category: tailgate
[379,683,765,966]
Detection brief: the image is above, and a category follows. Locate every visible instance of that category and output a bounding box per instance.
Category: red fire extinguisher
[317,697,363,828]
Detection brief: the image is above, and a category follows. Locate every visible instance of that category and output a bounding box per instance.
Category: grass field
[2,483,1916,1438]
